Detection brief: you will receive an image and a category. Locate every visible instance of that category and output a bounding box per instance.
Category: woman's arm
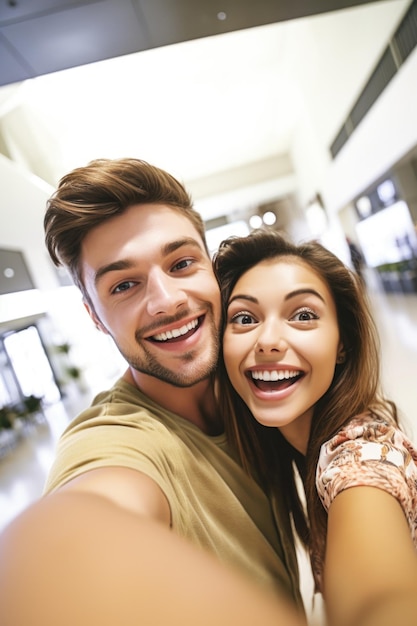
[324,486,417,626]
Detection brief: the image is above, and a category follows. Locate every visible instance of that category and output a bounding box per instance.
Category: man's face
[81,204,221,387]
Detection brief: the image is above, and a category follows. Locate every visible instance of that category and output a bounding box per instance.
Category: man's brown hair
[44,158,207,297]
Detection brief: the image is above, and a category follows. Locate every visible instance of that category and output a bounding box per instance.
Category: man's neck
[122,368,222,435]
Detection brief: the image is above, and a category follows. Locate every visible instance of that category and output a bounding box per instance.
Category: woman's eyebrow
[227,288,325,307]
[284,288,325,303]
[227,294,258,307]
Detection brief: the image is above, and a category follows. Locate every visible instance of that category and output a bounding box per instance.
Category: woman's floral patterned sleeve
[315,414,417,546]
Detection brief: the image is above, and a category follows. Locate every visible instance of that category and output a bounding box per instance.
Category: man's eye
[230,312,256,325]
[172,259,193,271]
[113,280,135,294]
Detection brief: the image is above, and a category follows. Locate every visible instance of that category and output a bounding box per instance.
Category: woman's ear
[83,300,109,334]
[336,343,346,364]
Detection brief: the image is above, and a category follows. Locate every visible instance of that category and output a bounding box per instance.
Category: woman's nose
[255,322,288,354]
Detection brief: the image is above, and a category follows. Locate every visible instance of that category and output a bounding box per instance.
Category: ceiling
[0,0,388,87]
[0,0,413,220]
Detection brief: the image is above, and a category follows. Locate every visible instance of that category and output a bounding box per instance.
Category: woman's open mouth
[248,369,303,392]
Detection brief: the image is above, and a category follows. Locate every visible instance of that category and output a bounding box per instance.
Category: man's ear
[83,300,109,334]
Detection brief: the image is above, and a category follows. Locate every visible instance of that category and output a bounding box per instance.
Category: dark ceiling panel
[140,0,385,46]
[0,0,149,81]
[0,0,385,87]
[0,0,92,24]
[0,36,33,83]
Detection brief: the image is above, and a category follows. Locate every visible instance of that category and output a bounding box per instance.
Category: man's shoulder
[88,378,168,420]
[44,379,186,494]
[91,377,141,405]
[56,378,178,445]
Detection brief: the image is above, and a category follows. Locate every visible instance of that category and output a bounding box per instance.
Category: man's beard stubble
[117,311,220,388]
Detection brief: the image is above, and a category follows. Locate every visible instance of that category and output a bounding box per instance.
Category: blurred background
[0,1,416,616]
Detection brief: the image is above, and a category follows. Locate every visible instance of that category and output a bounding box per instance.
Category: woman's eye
[292,307,319,322]
[113,280,135,294]
[230,312,257,325]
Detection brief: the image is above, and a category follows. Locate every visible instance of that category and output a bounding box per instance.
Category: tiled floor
[0,272,416,623]
[0,384,100,531]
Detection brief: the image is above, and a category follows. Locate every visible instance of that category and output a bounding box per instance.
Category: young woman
[213,229,417,626]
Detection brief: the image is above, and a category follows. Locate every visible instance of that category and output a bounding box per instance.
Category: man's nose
[145,269,187,316]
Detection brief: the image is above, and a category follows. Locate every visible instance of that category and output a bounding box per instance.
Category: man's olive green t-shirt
[44,378,303,609]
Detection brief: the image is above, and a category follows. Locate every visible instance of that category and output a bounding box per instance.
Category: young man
[0,158,305,625]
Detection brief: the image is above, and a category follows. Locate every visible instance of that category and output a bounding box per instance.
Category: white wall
[289,36,417,260]
[0,154,126,390]
[324,48,417,212]
[0,153,57,291]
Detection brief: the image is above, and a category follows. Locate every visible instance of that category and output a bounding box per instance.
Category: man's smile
[148,316,203,343]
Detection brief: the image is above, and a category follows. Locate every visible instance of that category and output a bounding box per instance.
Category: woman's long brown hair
[213,229,398,590]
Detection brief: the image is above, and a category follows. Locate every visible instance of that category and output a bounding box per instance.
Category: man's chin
[128,361,215,389]
[121,340,218,387]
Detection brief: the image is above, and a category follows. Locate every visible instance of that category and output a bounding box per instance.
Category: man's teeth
[251,369,300,382]
[153,318,198,341]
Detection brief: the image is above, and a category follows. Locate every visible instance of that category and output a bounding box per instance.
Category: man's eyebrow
[162,237,204,255]
[93,237,204,287]
[227,288,325,307]
[94,260,134,287]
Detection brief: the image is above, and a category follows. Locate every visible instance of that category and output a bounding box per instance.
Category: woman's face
[223,256,342,453]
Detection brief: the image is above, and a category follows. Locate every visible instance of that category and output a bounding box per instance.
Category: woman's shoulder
[316,411,417,514]
[323,412,412,452]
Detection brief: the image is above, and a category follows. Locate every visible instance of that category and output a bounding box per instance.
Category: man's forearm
[0,491,306,626]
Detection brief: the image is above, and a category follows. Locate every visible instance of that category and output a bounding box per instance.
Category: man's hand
[0,490,306,626]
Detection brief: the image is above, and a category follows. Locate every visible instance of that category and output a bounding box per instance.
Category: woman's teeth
[251,369,300,381]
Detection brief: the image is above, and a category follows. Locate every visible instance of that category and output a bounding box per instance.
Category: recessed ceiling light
[356,196,372,218]
[263,211,276,226]
[249,215,262,229]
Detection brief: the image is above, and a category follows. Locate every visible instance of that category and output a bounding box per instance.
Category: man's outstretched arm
[0,490,306,626]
